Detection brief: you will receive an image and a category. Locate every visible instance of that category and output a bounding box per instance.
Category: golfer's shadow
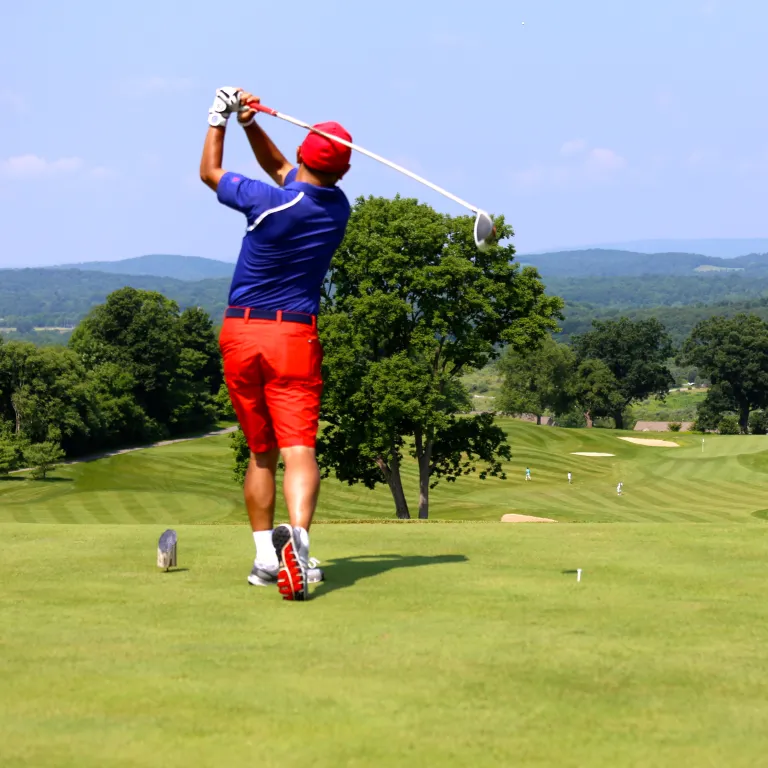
[312,553,468,598]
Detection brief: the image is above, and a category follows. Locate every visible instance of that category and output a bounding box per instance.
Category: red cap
[300,121,352,174]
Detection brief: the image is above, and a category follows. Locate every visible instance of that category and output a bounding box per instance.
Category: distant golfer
[525,467,532,481]
[567,472,572,484]
[200,87,352,601]
[617,482,623,496]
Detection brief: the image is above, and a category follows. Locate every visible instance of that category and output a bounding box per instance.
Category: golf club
[247,101,497,251]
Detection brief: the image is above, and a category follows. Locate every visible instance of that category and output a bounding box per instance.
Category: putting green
[2,523,768,767]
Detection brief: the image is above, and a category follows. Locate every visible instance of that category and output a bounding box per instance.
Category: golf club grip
[246,102,480,214]
[248,102,279,117]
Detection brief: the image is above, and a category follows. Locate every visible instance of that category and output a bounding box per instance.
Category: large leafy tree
[681,314,768,432]
[571,358,624,428]
[571,317,674,429]
[317,195,563,519]
[70,288,218,436]
[498,336,575,423]
[0,341,93,450]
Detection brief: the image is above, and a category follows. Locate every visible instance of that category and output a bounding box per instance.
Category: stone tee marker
[157,529,178,571]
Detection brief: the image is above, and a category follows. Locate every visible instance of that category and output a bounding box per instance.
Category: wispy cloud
[511,140,627,189]
[560,138,587,157]
[89,166,116,180]
[586,148,627,173]
[120,76,196,98]
[1,155,83,178]
[0,154,113,180]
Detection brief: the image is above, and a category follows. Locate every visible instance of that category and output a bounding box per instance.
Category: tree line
[498,313,768,435]
[6,195,768,519]
[0,288,229,478]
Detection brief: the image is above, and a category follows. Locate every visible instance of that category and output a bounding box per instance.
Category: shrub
[749,410,768,435]
[555,410,587,429]
[23,441,65,480]
[668,422,682,432]
[717,414,740,435]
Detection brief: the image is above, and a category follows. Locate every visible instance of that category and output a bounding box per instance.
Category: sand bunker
[570,452,615,457]
[618,437,679,448]
[501,514,557,523]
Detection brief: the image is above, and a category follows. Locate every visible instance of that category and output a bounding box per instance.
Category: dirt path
[10,426,238,475]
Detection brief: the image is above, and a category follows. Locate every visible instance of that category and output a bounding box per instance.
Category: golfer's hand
[237,92,260,127]
[208,86,243,127]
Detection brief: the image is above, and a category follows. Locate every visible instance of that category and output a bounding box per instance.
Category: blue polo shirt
[217,167,350,315]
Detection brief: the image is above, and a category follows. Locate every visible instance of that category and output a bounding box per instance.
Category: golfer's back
[219,167,350,315]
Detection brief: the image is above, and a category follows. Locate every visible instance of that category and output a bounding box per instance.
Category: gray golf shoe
[247,562,278,587]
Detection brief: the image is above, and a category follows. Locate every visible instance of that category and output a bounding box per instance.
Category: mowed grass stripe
[2,420,767,525]
[4,523,768,766]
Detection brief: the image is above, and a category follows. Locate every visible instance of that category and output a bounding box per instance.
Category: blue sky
[1,0,765,267]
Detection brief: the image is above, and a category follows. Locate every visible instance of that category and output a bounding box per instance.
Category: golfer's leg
[244,448,280,531]
[280,446,320,531]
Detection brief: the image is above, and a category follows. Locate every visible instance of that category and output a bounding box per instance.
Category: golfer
[200,87,352,601]
[525,467,532,481]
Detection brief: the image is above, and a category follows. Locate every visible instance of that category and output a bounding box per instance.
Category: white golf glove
[208,86,243,128]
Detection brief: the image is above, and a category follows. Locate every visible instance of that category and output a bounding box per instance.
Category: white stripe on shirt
[246,192,305,232]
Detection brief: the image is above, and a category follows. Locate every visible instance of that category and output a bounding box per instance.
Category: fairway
[3,524,768,767]
[3,421,768,766]
[2,419,768,524]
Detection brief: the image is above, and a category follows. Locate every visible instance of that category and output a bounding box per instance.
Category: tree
[497,336,575,423]
[680,314,768,433]
[0,437,20,475]
[70,288,218,436]
[571,318,674,429]
[316,196,563,519]
[0,342,93,450]
[23,441,65,480]
[215,382,236,420]
[177,306,223,393]
[571,358,624,428]
[70,288,182,428]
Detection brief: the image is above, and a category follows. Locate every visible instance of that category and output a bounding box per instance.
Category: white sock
[253,529,278,566]
[297,527,310,556]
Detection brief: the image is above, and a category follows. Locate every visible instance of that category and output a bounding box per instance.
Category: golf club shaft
[248,102,480,214]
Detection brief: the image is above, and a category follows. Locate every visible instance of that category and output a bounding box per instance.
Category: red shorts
[219,311,323,454]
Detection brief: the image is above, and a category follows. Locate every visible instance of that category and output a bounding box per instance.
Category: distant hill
[519,249,768,278]
[528,239,768,259]
[53,254,235,281]
[0,269,229,327]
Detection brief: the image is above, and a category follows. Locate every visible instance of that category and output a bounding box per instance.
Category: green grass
[631,388,708,422]
[4,420,768,766]
[3,523,768,767]
[1,418,767,524]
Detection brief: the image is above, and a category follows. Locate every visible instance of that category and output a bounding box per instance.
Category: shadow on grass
[312,553,468,599]
[27,477,74,483]
[161,568,190,574]
[0,476,26,482]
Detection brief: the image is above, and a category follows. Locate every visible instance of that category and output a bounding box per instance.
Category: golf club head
[474,211,496,251]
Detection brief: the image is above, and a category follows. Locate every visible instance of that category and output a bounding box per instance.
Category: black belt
[224,307,315,326]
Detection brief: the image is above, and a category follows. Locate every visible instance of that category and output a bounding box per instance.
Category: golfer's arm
[243,122,294,187]
[200,126,227,191]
